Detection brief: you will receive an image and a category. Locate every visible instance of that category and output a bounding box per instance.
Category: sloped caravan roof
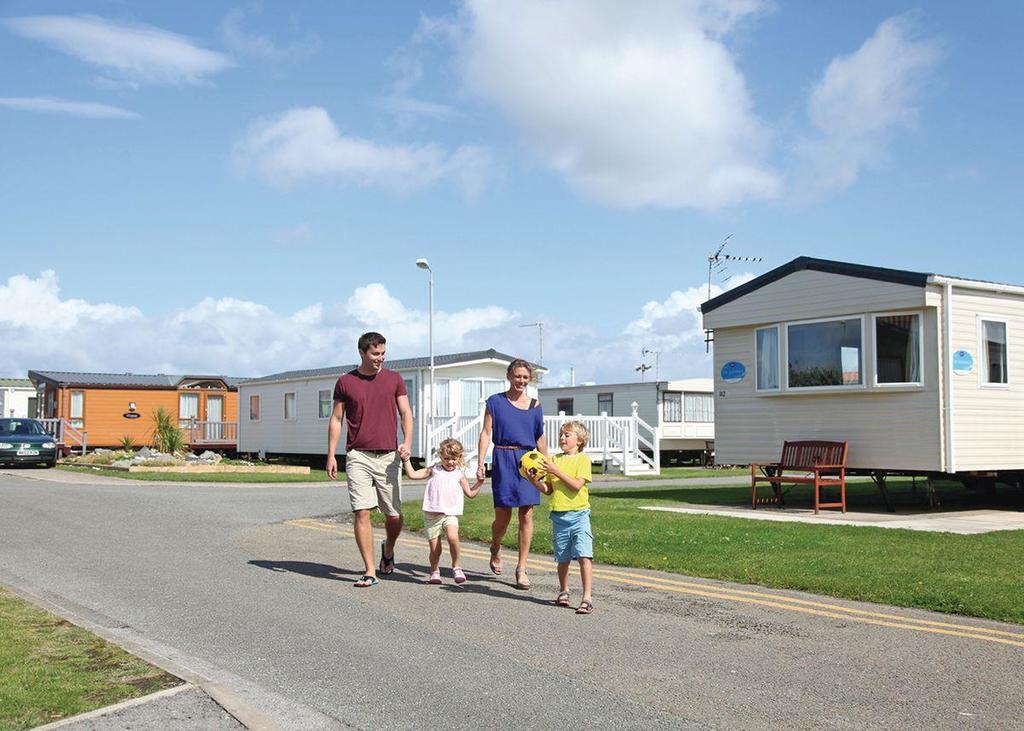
[28,371,248,389]
[243,349,541,385]
[699,257,932,315]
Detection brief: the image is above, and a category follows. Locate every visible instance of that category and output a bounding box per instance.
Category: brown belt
[494,445,532,450]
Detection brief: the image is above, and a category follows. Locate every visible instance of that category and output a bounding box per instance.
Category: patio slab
[637,504,1024,534]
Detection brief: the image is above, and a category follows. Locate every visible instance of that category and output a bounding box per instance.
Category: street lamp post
[641,348,661,382]
[416,258,434,459]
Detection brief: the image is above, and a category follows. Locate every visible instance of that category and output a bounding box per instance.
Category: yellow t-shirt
[546,452,593,512]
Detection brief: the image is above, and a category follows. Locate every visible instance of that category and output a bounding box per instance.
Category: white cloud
[446,0,781,209]
[220,8,320,64]
[0,271,517,377]
[2,14,233,85]
[234,106,492,197]
[375,95,461,121]
[796,14,942,195]
[0,96,141,120]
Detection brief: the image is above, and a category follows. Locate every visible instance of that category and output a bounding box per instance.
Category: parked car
[0,418,58,467]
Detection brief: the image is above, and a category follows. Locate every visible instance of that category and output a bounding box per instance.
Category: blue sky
[2,1,1022,385]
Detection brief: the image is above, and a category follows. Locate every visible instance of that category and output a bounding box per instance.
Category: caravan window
[249,395,260,421]
[597,392,613,416]
[875,313,922,385]
[980,319,1008,385]
[787,318,863,389]
[684,393,714,422]
[663,393,681,422]
[755,326,780,391]
[318,389,332,418]
[284,392,296,420]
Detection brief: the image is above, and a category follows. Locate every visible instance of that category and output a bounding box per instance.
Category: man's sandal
[514,567,531,590]
[354,575,379,588]
[554,591,571,607]
[379,540,395,575]
[488,545,503,575]
[576,600,594,614]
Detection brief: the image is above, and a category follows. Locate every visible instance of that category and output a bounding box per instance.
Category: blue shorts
[550,509,593,563]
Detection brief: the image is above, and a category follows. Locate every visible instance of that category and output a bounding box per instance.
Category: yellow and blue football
[519,450,547,480]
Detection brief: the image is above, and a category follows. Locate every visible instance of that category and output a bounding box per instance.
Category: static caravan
[237,349,543,461]
[27,370,244,452]
[0,378,36,418]
[700,256,1024,476]
[538,379,714,461]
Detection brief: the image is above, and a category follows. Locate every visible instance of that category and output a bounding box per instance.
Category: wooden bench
[750,440,849,514]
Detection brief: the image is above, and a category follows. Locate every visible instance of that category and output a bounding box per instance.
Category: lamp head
[416,258,431,271]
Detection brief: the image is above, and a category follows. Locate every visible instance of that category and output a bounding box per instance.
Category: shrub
[151,407,186,455]
[118,435,136,451]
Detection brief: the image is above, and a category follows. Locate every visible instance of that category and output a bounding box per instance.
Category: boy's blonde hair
[559,420,589,449]
[437,438,466,467]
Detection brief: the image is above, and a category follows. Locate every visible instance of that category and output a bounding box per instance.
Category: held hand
[477,462,486,481]
[326,455,338,480]
[398,444,411,460]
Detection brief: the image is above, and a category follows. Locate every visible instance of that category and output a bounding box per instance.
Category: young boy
[529,421,595,614]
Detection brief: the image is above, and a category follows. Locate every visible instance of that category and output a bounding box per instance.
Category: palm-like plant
[151,407,186,454]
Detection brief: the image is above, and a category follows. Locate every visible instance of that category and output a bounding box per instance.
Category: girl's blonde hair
[437,438,466,467]
[560,420,589,449]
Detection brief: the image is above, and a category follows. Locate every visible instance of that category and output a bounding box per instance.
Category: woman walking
[477,359,547,589]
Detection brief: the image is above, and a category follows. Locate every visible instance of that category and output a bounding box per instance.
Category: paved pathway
[2,471,1022,729]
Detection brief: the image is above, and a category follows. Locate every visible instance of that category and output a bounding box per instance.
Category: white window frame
[284,392,297,421]
[872,311,924,388]
[249,394,261,422]
[69,390,85,429]
[977,315,1010,388]
[784,315,867,392]
[318,389,332,419]
[662,392,681,422]
[754,325,781,392]
[178,392,199,428]
[683,392,714,423]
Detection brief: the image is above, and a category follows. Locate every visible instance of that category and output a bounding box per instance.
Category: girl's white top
[421,464,466,515]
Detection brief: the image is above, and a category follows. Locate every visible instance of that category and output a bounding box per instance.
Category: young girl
[402,438,484,584]
[528,421,595,614]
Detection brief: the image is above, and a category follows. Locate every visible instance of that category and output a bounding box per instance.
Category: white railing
[187,420,238,445]
[422,400,660,476]
[39,418,87,455]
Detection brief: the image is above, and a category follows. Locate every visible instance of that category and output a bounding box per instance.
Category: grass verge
[56,466,338,483]
[0,587,179,730]
[381,478,1024,624]
[594,465,749,480]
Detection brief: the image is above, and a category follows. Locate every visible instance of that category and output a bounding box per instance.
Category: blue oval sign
[952,350,974,375]
[721,361,746,383]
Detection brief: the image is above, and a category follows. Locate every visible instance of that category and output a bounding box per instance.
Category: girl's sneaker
[427,570,442,585]
[453,567,467,584]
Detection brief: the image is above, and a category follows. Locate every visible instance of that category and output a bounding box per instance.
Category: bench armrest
[750,462,780,469]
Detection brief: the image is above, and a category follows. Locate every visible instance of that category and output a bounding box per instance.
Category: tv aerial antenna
[704,236,763,351]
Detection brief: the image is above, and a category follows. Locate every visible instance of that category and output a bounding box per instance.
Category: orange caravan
[27,370,247,453]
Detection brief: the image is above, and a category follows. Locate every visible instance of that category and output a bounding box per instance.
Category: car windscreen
[0,420,47,436]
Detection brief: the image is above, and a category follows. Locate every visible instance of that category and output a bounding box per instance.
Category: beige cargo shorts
[346,449,402,516]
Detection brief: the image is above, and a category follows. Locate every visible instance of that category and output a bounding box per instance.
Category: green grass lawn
[0,587,179,730]
[56,465,338,483]
[383,478,1024,624]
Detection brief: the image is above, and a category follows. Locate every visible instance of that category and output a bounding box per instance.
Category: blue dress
[487,392,544,508]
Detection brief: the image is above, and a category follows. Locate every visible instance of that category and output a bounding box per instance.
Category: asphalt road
[2,469,1022,730]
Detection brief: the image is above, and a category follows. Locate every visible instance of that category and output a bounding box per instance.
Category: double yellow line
[285,518,1024,649]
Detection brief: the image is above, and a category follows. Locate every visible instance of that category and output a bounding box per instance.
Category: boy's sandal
[576,600,595,614]
[554,591,571,607]
[488,545,503,575]
[453,567,467,584]
[354,575,379,588]
[378,540,395,575]
[427,570,442,585]
[514,567,531,590]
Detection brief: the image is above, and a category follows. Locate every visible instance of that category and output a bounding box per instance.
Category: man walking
[327,332,413,587]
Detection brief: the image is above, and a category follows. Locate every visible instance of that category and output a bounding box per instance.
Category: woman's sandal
[576,600,594,614]
[554,591,571,607]
[488,545,503,575]
[354,575,379,588]
[514,567,531,590]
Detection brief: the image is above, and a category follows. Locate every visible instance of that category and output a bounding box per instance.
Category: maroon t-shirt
[333,368,408,451]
